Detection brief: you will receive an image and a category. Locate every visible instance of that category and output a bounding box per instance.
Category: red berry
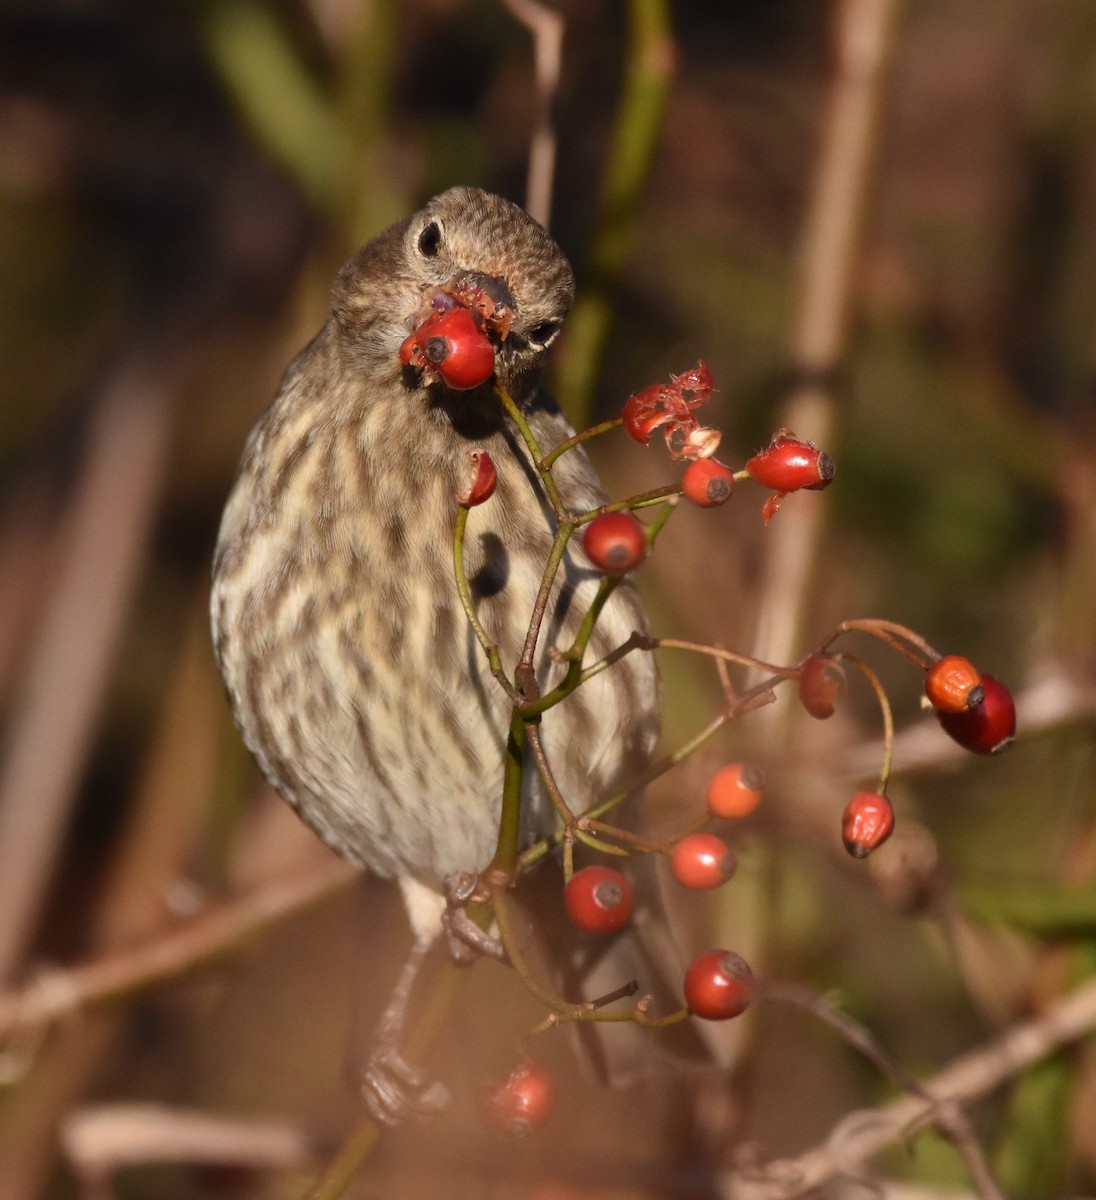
[398,307,495,389]
[486,1060,555,1137]
[670,833,737,890]
[705,762,764,819]
[925,654,984,714]
[683,950,754,1020]
[842,791,895,858]
[937,674,1016,754]
[582,512,647,574]
[682,458,735,507]
[564,865,634,935]
[745,431,834,493]
[622,387,671,444]
[797,654,845,720]
[456,449,497,507]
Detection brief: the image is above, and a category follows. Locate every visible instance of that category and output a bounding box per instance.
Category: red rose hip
[399,307,495,390]
[682,458,735,507]
[745,431,834,493]
[582,512,647,574]
[564,865,634,934]
[670,833,737,890]
[842,791,895,858]
[797,654,845,719]
[684,950,754,1020]
[487,1060,555,1137]
[937,674,1016,754]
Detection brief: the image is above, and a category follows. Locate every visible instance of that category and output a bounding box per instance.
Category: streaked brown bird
[210,188,661,1119]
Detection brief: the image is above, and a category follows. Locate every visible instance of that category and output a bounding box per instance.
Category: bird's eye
[417,222,442,258]
[527,320,560,348]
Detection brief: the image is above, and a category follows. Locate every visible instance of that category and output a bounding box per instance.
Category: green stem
[452,505,517,701]
[490,711,528,873]
[495,383,565,517]
[541,417,625,469]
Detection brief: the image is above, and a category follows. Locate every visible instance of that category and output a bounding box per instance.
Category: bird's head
[331,188,575,408]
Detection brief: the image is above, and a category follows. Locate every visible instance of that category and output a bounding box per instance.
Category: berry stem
[517,518,576,685]
[842,650,895,793]
[572,484,683,525]
[452,505,518,701]
[540,417,625,469]
[494,381,565,516]
[650,636,799,679]
[524,720,577,826]
[832,618,938,669]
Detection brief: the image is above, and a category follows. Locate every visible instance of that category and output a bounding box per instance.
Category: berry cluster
[438,358,1018,1138]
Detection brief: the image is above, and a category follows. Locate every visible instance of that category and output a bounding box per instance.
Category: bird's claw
[442,872,507,963]
[361,1046,450,1127]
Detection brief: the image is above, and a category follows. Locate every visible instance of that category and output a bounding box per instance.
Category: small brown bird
[210,188,660,1117]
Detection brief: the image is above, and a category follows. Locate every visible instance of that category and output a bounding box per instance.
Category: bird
[210,187,661,1121]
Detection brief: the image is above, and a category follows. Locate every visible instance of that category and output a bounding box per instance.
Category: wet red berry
[398,307,495,389]
[582,512,647,574]
[682,458,735,507]
[683,950,754,1020]
[564,865,634,934]
[842,791,895,858]
[670,833,737,890]
[925,654,984,714]
[937,674,1016,754]
[487,1060,555,1137]
[705,763,764,819]
[745,431,834,493]
[797,654,845,719]
[456,449,497,507]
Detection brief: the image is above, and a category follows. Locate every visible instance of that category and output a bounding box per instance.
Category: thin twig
[728,973,1096,1198]
[0,857,356,1041]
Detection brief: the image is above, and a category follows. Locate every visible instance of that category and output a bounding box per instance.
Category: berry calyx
[842,791,895,858]
[925,654,984,713]
[582,512,647,574]
[683,950,754,1020]
[564,865,634,935]
[456,449,497,507]
[670,833,737,890]
[797,654,845,720]
[937,674,1016,754]
[398,307,495,390]
[745,430,835,493]
[486,1060,555,1137]
[682,458,735,507]
[705,763,764,819]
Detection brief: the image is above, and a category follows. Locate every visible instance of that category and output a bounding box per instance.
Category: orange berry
[925,654,984,714]
[705,762,764,819]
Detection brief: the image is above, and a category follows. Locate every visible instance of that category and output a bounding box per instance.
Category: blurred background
[1,0,1096,1196]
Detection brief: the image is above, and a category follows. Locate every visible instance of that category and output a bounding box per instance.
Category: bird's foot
[442,871,507,964]
[361,1045,450,1128]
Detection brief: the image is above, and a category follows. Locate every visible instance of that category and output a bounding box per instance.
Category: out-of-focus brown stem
[0,355,175,982]
[0,856,355,1041]
[501,0,565,229]
[729,973,1096,1198]
[751,0,901,676]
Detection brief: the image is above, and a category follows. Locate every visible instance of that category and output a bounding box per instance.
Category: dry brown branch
[61,1104,313,1182]
[501,0,564,228]
[752,0,901,673]
[727,972,1096,1198]
[0,355,175,980]
[0,855,355,1043]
